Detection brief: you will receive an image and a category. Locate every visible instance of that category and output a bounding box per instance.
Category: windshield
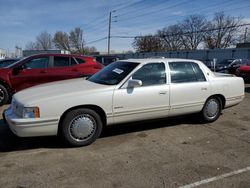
[6,57,25,68]
[88,61,139,85]
[0,59,19,68]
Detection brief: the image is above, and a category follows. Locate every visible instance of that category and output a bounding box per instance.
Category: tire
[201,97,222,122]
[61,108,103,146]
[0,84,9,106]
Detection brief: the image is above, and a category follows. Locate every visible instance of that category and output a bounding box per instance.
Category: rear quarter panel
[209,76,244,108]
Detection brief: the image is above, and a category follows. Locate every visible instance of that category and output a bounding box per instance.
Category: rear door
[168,61,210,116]
[48,56,89,81]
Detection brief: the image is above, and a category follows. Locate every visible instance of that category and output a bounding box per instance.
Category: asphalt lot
[0,84,250,188]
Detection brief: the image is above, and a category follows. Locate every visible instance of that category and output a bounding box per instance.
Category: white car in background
[4,58,245,146]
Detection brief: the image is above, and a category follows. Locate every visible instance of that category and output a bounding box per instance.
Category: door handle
[40,71,47,73]
[72,69,78,72]
[159,91,167,95]
[201,87,208,91]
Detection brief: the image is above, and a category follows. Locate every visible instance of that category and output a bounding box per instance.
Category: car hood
[0,67,11,74]
[14,78,114,105]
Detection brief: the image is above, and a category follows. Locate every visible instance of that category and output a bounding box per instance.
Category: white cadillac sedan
[3,58,244,146]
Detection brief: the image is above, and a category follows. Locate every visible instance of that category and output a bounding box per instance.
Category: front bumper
[3,107,59,137]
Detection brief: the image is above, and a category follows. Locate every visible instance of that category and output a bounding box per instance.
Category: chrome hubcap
[69,114,96,142]
[205,99,219,118]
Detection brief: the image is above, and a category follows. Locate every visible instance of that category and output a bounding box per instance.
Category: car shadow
[101,115,203,138]
[245,86,250,93]
[0,115,205,152]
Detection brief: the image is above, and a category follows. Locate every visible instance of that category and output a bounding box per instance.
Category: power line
[85,37,107,45]
[112,0,248,36]
[81,1,141,28]
[84,0,249,47]
[114,0,147,12]
[115,0,192,22]
[111,23,250,39]
[114,0,169,18]
[114,0,236,26]
[80,1,143,31]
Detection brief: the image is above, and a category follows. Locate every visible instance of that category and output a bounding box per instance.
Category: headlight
[11,98,16,110]
[22,107,40,118]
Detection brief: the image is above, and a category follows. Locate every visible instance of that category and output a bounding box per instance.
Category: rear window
[75,58,85,64]
[70,58,78,65]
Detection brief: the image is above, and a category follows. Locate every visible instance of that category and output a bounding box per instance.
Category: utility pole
[108,11,112,54]
[244,27,248,43]
[108,10,117,54]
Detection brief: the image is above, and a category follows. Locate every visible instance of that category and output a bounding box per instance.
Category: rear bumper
[225,95,245,108]
[4,107,59,137]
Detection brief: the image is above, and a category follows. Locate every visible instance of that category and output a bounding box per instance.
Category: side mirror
[12,65,24,75]
[128,79,142,88]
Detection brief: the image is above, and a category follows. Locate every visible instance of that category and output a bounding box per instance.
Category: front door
[10,56,50,92]
[113,62,170,124]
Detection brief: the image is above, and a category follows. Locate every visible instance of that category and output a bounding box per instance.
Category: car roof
[118,58,202,64]
[25,53,94,59]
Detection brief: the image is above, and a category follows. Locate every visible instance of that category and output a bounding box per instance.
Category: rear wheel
[201,97,222,122]
[0,84,9,106]
[61,108,103,146]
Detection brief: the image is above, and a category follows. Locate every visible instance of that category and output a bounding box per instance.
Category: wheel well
[58,105,107,134]
[0,80,11,92]
[209,94,226,109]
[0,80,13,103]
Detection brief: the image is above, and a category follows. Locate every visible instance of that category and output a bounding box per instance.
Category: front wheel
[0,84,9,106]
[201,97,222,122]
[61,108,103,146]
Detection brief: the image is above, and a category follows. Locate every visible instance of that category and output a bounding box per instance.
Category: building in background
[15,46,22,58]
[22,50,70,57]
[0,48,6,59]
[236,43,250,48]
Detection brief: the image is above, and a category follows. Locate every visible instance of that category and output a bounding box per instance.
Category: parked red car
[236,65,250,81]
[0,53,103,105]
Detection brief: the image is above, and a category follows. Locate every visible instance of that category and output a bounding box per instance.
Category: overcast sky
[0,0,250,53]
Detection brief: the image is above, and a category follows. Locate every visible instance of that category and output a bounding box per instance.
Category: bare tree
[84,46,97,54]
[36,31,53,50]
[54,28,96,54]
[133,35,166,52]
[25,41,39,50]
[180,14,208,50]
[157,24,183,51]
[204,12,242,49]
[238,27,250,43]
[69,27,85,53]
[53,31,71,51]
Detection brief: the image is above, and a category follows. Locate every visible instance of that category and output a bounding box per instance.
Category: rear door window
[192,63,206,81]
[53,56,70,67]
[169,62,206,83]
